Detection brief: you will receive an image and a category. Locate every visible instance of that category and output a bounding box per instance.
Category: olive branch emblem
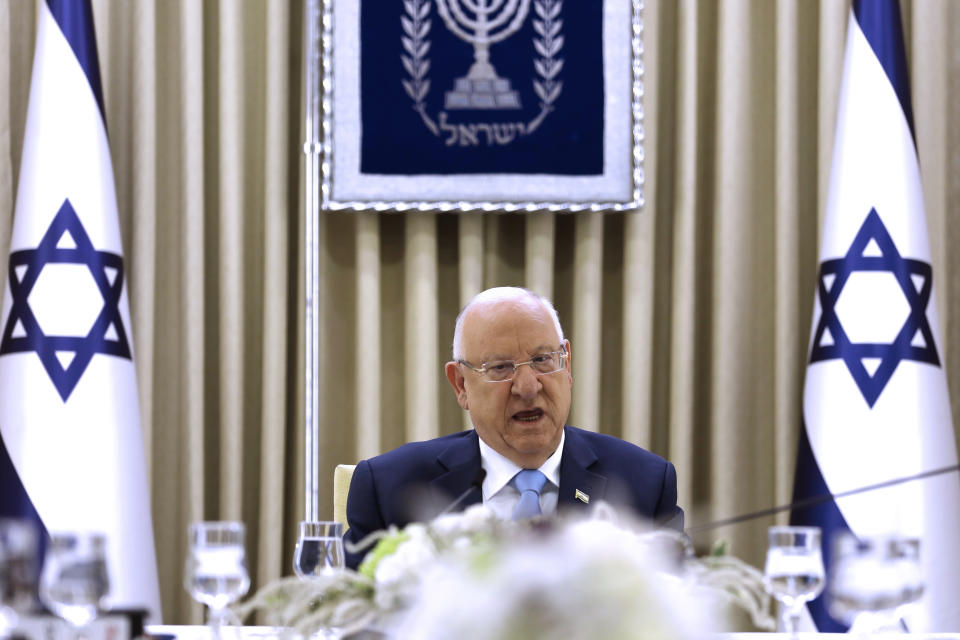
[529,0,563,133]
[401,0,438,134]
[399,0,564,145]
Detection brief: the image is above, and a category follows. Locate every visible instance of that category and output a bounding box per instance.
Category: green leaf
[710,538,730,557]
[358,530,411,579]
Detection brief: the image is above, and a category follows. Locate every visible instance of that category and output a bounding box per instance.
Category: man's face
[445,296,572,468]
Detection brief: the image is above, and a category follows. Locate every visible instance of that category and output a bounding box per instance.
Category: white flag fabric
[791,0,960,632]
[0,0,161,622]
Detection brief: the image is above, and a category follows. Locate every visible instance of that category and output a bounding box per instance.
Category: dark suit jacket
[344,425,683,569]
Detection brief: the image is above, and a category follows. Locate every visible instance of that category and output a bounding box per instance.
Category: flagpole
[303,0,323,523]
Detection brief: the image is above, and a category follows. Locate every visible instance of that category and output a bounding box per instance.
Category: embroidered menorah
[437,0,531,109]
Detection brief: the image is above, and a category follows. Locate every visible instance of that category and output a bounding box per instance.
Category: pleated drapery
[2,0,960,626]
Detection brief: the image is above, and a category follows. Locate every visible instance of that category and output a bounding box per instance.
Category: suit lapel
[422,428,607,518]
[558,427,607,515]
[427,430,484,515]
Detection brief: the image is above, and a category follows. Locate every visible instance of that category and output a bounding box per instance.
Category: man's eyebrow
[475,345,559,361]
[479,353,513,362]
[530,344,558,354]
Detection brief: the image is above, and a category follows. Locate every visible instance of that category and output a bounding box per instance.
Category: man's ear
[563,339,573,383]
[445,361,470,410]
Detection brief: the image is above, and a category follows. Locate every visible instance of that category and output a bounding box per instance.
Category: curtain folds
[2,0,959,625]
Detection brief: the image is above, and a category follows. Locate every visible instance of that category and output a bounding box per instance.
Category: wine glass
[893,538,924,621]
[828,533,923,633]
[293,521,344,579]
[293,522,347,639]
[764,526,825,638]
[183,522,250,639]
[38,532,110,636]
[0,519,38,636]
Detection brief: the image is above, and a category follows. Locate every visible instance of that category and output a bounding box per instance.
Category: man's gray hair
[451,287,565,360]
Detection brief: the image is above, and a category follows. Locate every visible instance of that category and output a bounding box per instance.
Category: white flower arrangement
[234,504,773,639]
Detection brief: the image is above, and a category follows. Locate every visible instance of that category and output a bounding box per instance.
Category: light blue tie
[511,469,548,520]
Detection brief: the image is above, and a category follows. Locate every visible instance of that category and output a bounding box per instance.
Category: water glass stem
[208,606,225,640]
[783,605,800,640]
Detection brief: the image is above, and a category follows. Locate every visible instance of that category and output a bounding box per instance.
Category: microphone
[439,468,487,516]
[686,463,960,536]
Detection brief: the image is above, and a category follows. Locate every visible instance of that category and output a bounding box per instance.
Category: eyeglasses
[458,348,568,383]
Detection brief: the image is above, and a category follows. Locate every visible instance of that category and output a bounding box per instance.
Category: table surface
[146,627,960,639]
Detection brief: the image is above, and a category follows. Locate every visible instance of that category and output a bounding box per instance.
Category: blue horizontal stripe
[852,0,915,140]
[45,0,107,127]
[0,431,46,529]
[791,422,850,633]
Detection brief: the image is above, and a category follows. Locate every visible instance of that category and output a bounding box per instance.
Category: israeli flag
[791,0,960,632]
[0,0,161,621]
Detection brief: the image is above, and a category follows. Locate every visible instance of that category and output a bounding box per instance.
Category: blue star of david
[0,199,131,401]
[810,208,939,408]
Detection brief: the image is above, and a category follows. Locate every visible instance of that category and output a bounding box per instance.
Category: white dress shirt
[478,430,565,520]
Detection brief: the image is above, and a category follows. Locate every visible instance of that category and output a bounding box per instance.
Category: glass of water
[0,519,38,635]
[828,533,923,632]
[38,532,110,634]
[293,521,344,579]
[764,526,825,638]
[184,522,250,638]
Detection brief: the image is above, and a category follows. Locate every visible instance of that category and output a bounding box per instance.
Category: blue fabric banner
[359,0,603,175]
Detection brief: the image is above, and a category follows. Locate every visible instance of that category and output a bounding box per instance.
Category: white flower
[236,501,772,638]
[430,503,500,538]
[373,524,437,610]
[394,521,707,640]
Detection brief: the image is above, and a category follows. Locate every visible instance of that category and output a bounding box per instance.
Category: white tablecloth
[146,627,960,640]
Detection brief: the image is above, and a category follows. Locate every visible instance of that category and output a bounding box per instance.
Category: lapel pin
[575,489,590,504]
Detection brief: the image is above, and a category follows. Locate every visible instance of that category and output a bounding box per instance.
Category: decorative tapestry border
[319,0,645,212]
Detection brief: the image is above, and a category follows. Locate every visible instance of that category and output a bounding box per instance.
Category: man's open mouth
[513,409,544,422]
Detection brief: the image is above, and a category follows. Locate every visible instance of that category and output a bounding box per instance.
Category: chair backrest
[333,464,356,529]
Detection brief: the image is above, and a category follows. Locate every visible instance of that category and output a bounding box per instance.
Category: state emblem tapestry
[319,0,643,211]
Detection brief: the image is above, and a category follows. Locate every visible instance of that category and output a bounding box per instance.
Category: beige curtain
[2,0,959,626]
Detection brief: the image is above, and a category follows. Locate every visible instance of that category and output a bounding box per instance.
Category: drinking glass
[293,522,348,639]
[183,522,250,639]
[0,519,38,636]
[764,526,825,638]
[38,532,110,635]
[828,533,923,633]
[894,538,924,619]
[293,522,344,579]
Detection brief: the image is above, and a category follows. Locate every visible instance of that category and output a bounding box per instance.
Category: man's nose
[510,363,541,398]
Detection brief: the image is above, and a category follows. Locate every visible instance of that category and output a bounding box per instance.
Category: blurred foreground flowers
[235,504,773,639]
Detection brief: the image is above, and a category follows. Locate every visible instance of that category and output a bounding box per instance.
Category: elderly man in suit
[344,286,683,569]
